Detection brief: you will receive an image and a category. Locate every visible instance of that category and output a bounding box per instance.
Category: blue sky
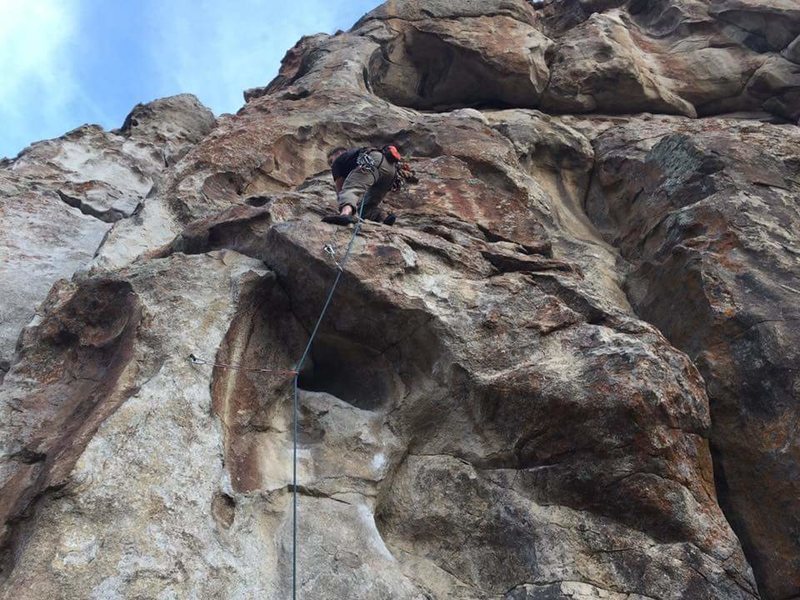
[0,0,383,158]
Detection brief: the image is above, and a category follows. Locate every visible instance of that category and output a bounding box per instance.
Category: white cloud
[0,0,83,157]
[0,0,382,157]
[146,0,381,116]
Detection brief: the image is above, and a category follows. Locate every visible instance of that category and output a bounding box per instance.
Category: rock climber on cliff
[322,144,415,226]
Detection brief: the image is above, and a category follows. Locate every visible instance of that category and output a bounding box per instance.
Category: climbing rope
[290,199,367,599]
[187,186,371,598]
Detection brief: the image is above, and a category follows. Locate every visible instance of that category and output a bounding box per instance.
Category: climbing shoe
[383,214,397,226]
[322,214,356,226]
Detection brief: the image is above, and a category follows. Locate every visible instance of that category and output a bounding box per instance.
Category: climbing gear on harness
[391,159,418,192]
[331,145,401,184]
[356,150,377,170]
[356,150,384,184]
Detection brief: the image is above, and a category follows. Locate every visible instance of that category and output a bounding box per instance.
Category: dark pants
[337,151,396,222]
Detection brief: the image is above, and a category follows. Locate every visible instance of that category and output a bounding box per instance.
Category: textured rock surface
[585,116,800,599]
[1,1,798,599]
[362,0,800,120]
[0,95,215,375]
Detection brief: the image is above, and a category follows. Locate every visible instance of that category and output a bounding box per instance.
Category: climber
[322,145,406,226]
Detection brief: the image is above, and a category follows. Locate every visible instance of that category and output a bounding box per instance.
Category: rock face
[0,94,215,377]
[585,117,800,599]
[362,0,800,120]
[0,1,798,599]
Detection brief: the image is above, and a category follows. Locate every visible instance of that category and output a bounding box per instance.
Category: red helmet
[384,145,402,162]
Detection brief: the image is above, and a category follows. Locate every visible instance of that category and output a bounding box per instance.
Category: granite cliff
[1,0,799,598]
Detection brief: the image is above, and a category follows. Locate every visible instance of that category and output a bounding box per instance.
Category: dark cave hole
[369,27,539,112]
[296,333,400,411]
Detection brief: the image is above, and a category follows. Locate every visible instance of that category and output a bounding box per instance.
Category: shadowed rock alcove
[368,26,545,111]
[297,334,402,411]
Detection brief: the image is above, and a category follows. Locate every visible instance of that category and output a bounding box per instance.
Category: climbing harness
[356,149,384,188]
[356,149,378,172]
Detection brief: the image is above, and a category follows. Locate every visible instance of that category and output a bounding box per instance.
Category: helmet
[383,145,402,162]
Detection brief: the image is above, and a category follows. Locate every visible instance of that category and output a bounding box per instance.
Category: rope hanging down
[290,204,367,599]
[187,197,369,599]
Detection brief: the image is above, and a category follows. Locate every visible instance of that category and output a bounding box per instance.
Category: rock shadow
[297,333,401,411]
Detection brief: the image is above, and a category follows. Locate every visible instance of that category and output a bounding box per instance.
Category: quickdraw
[323,243,344,271]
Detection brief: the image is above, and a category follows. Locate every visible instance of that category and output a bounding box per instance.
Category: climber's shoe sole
[322,214,357,226]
